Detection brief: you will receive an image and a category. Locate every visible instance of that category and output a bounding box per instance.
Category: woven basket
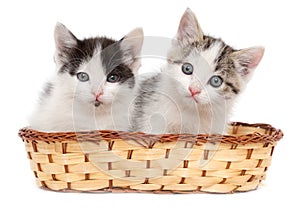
[18,122,283,194]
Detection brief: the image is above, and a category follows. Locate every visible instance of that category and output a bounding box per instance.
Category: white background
[1,0,299,215]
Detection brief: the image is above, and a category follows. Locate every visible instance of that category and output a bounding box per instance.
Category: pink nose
[95,92,103,100]
[189,87,200,96]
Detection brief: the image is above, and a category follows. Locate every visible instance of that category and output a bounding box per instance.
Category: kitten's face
[54,23,143,107]
[63,50,134,107]
[167,39,241,105]
[166,9,264,106]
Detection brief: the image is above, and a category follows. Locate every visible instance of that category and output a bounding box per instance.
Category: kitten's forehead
[81,52,106,81]
[170,36,233,69]
[186,37,235,76]
[77,39,135,87]
[187,51,213,82]
[200,40,226,68]
[100,39,123,74]
[59,37,121,76]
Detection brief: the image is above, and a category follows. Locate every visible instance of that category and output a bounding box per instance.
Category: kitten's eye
[182,63,193,75]
[107,74,121,83]
[209,75,223,88]
[77,72,89,82]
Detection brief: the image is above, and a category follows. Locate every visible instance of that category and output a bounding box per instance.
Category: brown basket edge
[18,122,283,145]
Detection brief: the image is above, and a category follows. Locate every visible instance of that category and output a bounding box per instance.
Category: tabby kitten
[132,8,264,134]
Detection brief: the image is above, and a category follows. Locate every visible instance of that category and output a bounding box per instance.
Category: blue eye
[107,73,120,83]
[209,75,223,87]
[77,72,89,82]
[182,63,193,75]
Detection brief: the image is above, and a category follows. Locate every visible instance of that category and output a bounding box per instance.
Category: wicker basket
[18,122,283,194]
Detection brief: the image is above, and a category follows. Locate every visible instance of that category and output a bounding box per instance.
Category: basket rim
[18,122,283,145]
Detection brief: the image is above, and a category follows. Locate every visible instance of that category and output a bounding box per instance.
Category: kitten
[132,8,264,134]
[29,23,143,132]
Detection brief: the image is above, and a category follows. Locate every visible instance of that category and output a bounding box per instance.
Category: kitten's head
[166,8,264,106]
[54,23,143,107]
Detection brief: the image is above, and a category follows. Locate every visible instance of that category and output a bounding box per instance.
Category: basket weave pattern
[19,122,283,193]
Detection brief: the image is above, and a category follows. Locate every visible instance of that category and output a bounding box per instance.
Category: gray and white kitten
[29,23,143,132]
[132,9,264,134]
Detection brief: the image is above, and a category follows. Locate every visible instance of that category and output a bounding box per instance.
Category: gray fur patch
[39,82,53,103]
[130,74,161,131]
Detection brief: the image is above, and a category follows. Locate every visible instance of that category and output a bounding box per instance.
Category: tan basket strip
[27,144,274,193]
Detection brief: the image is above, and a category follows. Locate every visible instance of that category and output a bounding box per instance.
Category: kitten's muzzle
[94,92,103,107]
[94,100,102,107]
[189,86,201,96]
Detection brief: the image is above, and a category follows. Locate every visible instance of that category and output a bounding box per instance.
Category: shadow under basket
[18,122,283,194]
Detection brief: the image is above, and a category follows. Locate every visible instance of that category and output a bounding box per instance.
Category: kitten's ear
[119,28,144,72]
[231,46,265,82]
[176,8,204,46]
[54,22,78,53]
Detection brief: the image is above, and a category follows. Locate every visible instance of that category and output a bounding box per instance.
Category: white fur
[136,49,232,134]
[29,24,143,132]
[29,54,134,132]
[134,9,263,135]
[164,46,232,134]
